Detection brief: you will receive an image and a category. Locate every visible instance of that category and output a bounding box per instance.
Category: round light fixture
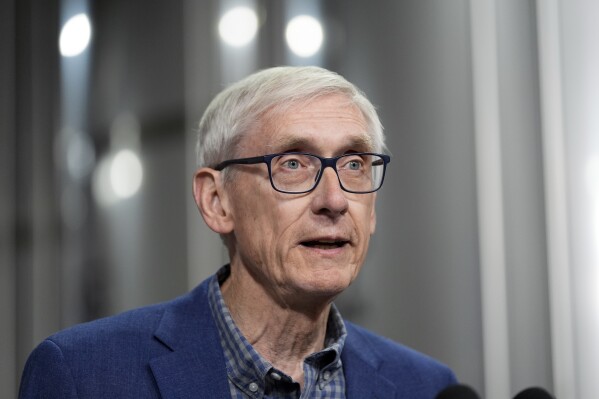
[59,13,92,57]
[285,15,323,57]
[218,7,259,47]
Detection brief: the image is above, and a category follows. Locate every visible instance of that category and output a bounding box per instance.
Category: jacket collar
[342,323,398,399]
[149,278,232,399]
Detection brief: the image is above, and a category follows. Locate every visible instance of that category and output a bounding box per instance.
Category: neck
[221,262,333,385]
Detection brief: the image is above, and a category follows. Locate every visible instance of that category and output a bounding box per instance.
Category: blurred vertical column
[539,0,599,398]
[560,2,599,397]
[57,0,94,328]
[469,1,510,397]
[495,0,553,395]
[2,0,61,396]
[536,2,576,398]
[470,0,553,397]
[0,2,18,396]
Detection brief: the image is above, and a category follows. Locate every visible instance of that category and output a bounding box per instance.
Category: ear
[192,167,234,234]
[370,193,377,234]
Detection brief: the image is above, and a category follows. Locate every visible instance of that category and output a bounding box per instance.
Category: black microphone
[435,384,480,399]
[513,387,555,399]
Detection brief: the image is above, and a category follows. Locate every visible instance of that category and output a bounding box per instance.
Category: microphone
[435,384,480,399]
[513,387,555,399]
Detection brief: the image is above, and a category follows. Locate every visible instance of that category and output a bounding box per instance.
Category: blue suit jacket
[20,276,456,398]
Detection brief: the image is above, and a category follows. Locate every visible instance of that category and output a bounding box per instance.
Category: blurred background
[1,0,598,398]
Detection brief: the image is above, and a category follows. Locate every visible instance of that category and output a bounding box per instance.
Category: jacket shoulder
[20,302,172,398]
[344,321,457,391]
[48,296,172,348]
[20,280,214,398]
[47,279,211,349]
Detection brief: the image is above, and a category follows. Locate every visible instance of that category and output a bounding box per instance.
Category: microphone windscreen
[435,384,480,399]
[513,387,555,399]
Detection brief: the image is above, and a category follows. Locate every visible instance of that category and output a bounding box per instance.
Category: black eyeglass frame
[214,152,391,194]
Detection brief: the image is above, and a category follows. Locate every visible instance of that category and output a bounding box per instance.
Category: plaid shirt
[208,265,347,399]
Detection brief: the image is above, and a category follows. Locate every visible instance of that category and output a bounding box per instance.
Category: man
[20,66,456,398]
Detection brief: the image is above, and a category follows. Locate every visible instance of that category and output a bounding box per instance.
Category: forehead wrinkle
[266,134,373,153]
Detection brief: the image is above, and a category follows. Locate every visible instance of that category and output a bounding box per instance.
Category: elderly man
[20,66,456,398]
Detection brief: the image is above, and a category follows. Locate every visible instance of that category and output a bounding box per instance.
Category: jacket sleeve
[19,339,78,399]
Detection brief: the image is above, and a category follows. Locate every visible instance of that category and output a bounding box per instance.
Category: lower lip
[300,244,348,257]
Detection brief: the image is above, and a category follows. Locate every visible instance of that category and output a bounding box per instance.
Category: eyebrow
[266,134,374,153]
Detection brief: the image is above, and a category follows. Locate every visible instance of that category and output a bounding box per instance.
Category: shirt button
[323,371,331,381]
[248,382,259,393]
[271,372,282,381]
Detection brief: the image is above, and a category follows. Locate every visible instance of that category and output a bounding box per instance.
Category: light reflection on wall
[59,13,92,57]
[93,150,144,206]
[92,113,144,207]
[217,0,259,83]
[55,128,95,230]
[285,15,323,58]
[218,6,259,47]
[283,0,323,65]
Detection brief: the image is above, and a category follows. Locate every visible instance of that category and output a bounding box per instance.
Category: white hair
[196,66,385,168]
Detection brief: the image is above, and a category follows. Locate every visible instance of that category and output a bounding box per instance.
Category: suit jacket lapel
[342,326,397,399]
[149,280,231,399]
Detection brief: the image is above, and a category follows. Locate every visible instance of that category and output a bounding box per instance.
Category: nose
[310,167,349,217]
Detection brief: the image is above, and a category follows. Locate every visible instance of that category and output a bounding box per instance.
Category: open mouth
[301,240,349,250]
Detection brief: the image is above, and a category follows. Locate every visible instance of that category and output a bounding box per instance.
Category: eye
[348,160,362,170]
[340,156,365,171]
[283,159,300,169]
[272,154,317,173]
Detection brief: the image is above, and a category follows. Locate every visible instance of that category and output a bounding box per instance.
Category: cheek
[354,199,376,236]
[370,206,376,234]
[366,193,377,234]
[231,186,292,251]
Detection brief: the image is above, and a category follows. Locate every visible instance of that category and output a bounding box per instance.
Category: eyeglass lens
[270,154,385,193]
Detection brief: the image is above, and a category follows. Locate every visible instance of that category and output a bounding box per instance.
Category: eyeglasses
[214,152,390,194]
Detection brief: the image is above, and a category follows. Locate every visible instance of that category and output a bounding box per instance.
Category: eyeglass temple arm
[214,156,266,170]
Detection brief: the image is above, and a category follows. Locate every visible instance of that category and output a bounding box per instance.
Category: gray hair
[196,66,385,168]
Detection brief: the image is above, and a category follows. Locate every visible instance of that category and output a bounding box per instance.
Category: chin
[296,270,355,299]
[285,254,362,300]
